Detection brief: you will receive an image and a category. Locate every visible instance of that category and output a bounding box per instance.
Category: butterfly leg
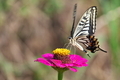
[86,53,91,58]
[66,44,72,50]
[63,43,69,48]
[72,45,76,54]
[65,43,77,54]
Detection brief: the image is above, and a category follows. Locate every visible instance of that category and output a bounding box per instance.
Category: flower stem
[58,71,64,80]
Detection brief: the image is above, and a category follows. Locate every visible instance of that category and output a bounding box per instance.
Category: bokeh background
[0,0,120,80]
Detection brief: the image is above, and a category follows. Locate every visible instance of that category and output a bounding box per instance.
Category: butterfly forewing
[88,6,97,35]
[73,6,97,38]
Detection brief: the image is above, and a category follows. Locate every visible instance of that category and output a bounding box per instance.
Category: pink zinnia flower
[34,48,88,72]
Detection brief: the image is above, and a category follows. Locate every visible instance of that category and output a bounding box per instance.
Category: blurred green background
[0,0,120,80]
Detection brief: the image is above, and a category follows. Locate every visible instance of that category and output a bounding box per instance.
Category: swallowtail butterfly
[68,4,107,57]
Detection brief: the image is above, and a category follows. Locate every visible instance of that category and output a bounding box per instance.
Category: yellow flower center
[52,48,71,63]
[52,48,70,56]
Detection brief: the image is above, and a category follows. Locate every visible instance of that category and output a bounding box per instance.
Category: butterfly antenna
[99,48,107,53]
[71,3,77,38]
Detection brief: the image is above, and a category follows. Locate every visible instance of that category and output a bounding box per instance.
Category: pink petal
[42,53,54,59]
[50,59,66,68]
[71,63,82,67]
[64,63,74,67]
[70,54,88,62]
[34,58,53,66]
[68,67,77,72]
[70,54,82,60]
[82,63,88,66]
[70,55,82,63]
[69,54,88,67]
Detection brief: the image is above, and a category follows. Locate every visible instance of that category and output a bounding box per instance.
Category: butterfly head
[68,37,72,43]
[69,37,72,39]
